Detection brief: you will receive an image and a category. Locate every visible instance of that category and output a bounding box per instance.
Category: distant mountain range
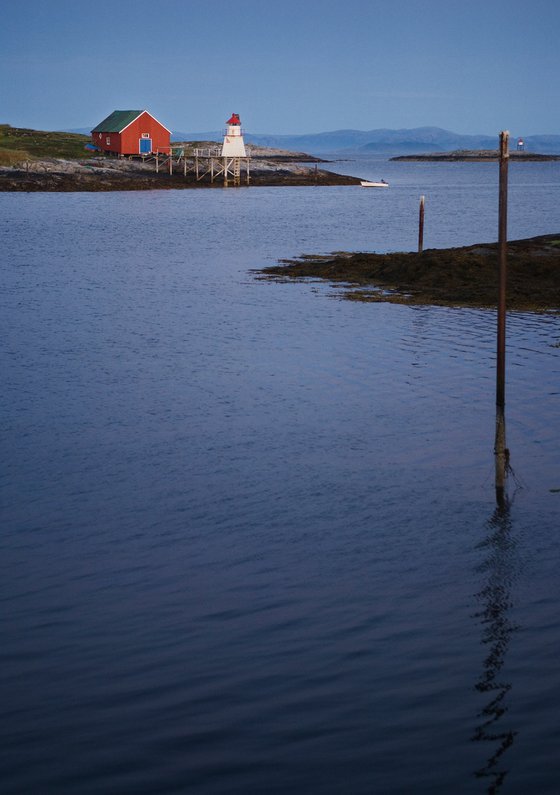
[67,126,560,154]
[169,126,560,154]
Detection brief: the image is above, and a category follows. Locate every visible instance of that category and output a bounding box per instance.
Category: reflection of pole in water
[494,408,509,511]
[471,412,518,793]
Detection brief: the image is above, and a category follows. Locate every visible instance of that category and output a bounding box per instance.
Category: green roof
[91,110,144,133]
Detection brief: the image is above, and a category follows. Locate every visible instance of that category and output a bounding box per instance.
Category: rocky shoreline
[0,154,361,191]
[257,234,560,311]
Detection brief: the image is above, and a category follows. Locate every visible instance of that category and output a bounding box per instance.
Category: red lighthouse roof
[226,113,241,125]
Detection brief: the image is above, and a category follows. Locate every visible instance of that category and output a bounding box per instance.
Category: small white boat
[361,179,389,188]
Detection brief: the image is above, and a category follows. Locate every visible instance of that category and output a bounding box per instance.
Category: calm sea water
[1,158,559,794]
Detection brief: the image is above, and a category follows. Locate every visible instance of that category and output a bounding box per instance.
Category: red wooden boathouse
[91,110,171,156]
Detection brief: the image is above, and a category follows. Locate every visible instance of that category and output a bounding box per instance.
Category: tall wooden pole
[418,195,425,254]
[496,131,509,409]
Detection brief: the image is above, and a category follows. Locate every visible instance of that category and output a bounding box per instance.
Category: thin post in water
[418,195,425,253]
[496,130,509,409]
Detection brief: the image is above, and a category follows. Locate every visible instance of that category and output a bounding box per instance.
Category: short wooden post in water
[156,153,159,174]
[418,195,425,253]
[169,151,173,175]
[496,131,509,409]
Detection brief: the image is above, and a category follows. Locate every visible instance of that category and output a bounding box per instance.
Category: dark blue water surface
[1,159,559,794]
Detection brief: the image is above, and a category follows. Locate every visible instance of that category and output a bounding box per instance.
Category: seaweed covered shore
[258,235,560,311]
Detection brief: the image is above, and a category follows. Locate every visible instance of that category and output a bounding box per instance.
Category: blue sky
[1,0,559,135]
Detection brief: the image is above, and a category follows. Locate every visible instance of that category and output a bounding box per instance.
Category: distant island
[391,150,560,162]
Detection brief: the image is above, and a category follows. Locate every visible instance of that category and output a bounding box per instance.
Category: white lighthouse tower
[221,113,247,157]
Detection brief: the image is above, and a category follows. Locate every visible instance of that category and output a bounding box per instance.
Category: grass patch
[0,147,31,166]
[0,124,91,160]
